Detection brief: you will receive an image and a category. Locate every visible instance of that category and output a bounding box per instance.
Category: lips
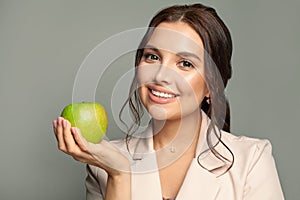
[147,85,179,104]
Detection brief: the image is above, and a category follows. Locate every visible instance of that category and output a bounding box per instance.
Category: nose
[154,62,172,84]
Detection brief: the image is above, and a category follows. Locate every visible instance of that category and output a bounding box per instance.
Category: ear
[205,91,210,99]
[204,85,210,98]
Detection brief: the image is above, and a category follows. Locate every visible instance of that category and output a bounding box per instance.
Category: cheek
[137,65,155,85]
[138,86,147,105]
[194,75,207,95]
[179,74,208,103]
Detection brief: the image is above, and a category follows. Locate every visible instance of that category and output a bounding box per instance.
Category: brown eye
[145,53,159,61]
[179,60,193,68]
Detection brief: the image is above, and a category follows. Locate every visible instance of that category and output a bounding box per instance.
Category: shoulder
[221,131,272,158]
[221,132,279,183]
[221,131,274,171]
[221,131,272,154]
[220,132,284,198]
[200,131,274,175]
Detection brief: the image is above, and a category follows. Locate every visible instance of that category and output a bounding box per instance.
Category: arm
[105,173,131,200]
[243,140,284,200]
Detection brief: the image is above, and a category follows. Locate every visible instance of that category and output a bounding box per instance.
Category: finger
[56,117,67,152]
[62,119,77,152]
[52,120,58,134]
[53,120,57,129]
[52,120,58,141]
[71,127,89,152]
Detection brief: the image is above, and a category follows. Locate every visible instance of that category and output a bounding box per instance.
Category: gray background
[1,0,299,199]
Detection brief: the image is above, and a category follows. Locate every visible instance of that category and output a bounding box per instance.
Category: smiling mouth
[149,88,178,98]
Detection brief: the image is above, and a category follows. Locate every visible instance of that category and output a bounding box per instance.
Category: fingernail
[71,127,77,135]
[57,117,62,126]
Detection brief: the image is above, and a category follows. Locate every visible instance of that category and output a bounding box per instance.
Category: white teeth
[151,89,176,98]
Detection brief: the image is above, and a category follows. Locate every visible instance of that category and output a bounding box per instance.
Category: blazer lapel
[131,158,162,200]
[176,111,231,199]
[129,125,162,200]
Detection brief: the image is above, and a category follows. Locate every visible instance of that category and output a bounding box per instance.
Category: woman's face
[138,22,209,120]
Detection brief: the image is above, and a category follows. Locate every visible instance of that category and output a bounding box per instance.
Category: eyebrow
[143,45,160,54]
[177,51,202,62]
[144,44,202,62]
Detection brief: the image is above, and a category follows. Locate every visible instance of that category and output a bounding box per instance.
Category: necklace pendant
[169,146,176,153]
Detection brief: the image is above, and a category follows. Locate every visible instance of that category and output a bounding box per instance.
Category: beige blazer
[85,112,284,200]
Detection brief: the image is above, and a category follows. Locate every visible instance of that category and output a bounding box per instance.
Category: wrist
[109,171,131,182]
[107,158,131,178]
[106,173,131,200]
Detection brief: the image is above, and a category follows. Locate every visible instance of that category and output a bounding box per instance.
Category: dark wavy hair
[119,3,234,173]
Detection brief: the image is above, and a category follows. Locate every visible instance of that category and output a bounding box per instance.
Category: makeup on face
[137,22,209,120]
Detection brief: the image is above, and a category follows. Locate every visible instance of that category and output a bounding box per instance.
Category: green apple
[61,102,108,144]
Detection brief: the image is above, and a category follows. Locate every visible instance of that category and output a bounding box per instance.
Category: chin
[148,105,168,120]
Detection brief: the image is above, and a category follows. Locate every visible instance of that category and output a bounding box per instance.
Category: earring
[206,97,211,104]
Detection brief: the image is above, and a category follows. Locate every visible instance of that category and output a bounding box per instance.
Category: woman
[53,3,284,200]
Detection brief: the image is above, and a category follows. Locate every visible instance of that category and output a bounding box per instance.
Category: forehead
[146,22,204,55]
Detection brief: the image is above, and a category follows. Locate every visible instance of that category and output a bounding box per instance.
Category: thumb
[71,127,90,152]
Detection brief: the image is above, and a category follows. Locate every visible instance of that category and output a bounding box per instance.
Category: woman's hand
[52,117,131,177]
[53,117,132,199]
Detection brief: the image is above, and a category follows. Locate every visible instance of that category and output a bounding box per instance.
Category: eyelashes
[178,60,194,68]
[142,52,195,70]
[144,53,160,61]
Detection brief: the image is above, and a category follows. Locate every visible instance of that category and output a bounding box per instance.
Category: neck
[152,109,202,152]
